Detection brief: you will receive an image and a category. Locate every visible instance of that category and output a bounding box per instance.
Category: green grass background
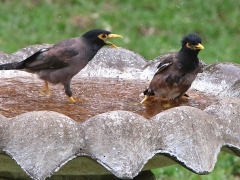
[1,0,240,179]
[1,0,240,64]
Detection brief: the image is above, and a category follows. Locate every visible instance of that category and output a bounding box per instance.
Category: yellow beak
[108,34,123,38]
[106,34,123,49]
[195,43,204,50]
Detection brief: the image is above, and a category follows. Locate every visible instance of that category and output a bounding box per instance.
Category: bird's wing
[154,62,173,75]
[23,38,80,70]
[143,53,181,98]
[152,53,185,86]
[154,55,175,76]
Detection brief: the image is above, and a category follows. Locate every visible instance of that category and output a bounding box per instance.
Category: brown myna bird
[141,33,204,104]
[0,29,122,102]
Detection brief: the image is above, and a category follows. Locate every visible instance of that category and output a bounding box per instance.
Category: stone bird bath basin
[0,46,240,180]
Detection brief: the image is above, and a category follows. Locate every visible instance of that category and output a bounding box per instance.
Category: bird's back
[148,52,202,100]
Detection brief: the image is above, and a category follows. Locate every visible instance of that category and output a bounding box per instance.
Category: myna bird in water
[141,33,204,104]
[0,29,122,102]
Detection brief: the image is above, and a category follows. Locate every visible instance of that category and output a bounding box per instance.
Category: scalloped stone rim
[0,46,240,180]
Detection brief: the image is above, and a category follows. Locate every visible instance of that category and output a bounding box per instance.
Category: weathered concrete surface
[0,111,83,179]
[79,47,147,79]
[0,106,240,180]
[151,106,221,174]
[192,62,240,98]
[0,46,240,180]
[205,98,240,150]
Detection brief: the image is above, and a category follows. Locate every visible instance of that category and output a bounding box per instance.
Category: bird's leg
[39,81,50,95]
[64,82,75,103]
[68,96,75,103]
[44,81,50,95]
[140,95,149,104]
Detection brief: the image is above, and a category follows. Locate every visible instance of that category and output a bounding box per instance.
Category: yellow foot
[38,89,50,96]
[162,103,171,108]
[39,81,51,95]
[68,96,76,103]
[140,96,149,104]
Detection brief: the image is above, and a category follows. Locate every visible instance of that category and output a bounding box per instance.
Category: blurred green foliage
[152,152,240,180]
[1,1,240,179]
[0,0,240,64]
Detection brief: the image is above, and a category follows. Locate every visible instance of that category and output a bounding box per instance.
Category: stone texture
[0,45,240,180]
[192,62,240,98]
[0,105,240,179]
[204,98,240,149]
[1,111,83,179]
[80,47,147,79]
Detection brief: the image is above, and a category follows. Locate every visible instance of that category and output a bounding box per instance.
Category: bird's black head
[82,29,122,49]
[181,34,204,51]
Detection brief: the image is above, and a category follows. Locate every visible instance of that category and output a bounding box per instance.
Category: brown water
[0,77,216,122]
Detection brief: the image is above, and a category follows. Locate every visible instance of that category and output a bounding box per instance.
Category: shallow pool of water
[0,77,216,122]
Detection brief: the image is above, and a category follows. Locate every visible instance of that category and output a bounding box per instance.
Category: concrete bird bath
[0,46,240,180]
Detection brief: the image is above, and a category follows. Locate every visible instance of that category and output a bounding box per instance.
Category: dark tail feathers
[0,61,25,70]
[0,48,49,70]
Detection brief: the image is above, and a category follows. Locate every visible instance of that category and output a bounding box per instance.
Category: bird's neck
[81,37,105,61]
[178,47,200,73]
[83,37,105,52]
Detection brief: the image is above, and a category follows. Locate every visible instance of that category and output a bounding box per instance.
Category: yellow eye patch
[98,34,108,40]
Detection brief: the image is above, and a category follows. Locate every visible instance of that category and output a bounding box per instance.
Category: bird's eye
[186,42,193,49]
[98,34,108,40]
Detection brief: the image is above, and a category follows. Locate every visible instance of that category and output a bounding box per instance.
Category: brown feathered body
[142,34,204,102]
[32,38,97,85]
[0,29,122,102]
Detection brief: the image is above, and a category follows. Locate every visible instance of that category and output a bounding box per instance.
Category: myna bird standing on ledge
[141,33,204,104]
[0,29,122,102]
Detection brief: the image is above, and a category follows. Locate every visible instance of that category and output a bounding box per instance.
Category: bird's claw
[162,103,171,108]
[68,96,76,103]
[38,89,50,96]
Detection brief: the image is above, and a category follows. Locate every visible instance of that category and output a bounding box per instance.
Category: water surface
[0,77,216,122]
